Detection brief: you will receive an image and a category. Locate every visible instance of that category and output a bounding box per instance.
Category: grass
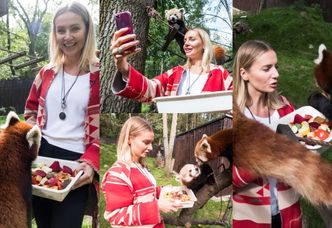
[234,4,332,108]
[99,142,230,228]
[234,4,332,226]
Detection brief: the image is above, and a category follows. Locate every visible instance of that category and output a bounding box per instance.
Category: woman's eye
[57,29,65,34]
[71,27,80,32]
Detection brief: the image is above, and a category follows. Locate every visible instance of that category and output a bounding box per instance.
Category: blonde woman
[102,116,180,227]
[24,1,99,227]
[232,40,302,228]
[111,28,232,101]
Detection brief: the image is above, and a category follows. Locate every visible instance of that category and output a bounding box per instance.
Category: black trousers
[272,213,282,228]
[33,138,89,228]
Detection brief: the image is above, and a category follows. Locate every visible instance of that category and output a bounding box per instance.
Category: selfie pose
[232,40,302,228]
[102,116,180,227]
[111,18,232,101]
[24,1,99,227]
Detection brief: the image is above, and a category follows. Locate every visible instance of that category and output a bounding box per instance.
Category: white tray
[153,91,232,113]
[274,106,332,150]
[32,156,83,202]
[160,186,197,208]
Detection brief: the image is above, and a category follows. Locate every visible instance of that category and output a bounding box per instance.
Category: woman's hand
[111,27,141,78]
[157,198,181,213]
[72,162,95,190]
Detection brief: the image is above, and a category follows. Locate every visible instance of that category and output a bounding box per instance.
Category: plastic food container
[160,186,197,208]
[153,91,232,113]
[32,156,83,202]
[274,106,332,151]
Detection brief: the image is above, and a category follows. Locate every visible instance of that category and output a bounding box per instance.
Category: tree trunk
[99,0,154,113]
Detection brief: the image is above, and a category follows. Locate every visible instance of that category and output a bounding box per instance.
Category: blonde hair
[117,116,153,164]
[184,28,213,72]
[49,1,98,72]
[233,40,283,112]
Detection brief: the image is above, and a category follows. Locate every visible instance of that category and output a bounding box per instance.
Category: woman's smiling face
[55,11,86,59]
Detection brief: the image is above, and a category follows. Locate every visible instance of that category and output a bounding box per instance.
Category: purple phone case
[115,11,134,35]
[114,11,135,50]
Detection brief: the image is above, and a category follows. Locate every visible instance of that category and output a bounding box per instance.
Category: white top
[177,69,209,95]
[43,70,90,154]
[244,107,280,216]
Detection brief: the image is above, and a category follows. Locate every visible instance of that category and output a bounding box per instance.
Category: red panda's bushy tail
[233,104,332,206]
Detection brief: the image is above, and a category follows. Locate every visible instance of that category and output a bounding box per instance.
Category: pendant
[59,112,66,120]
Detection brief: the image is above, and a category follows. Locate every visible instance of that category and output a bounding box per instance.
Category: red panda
[163,8,188,54]
[314,44,332,94]
[308,44,332,120]
[194,129,232,163]
[163,8,227,64]
[0,112,41,228]
[175,164,201,186]
[175,163,217,194]
[229,103,332,207]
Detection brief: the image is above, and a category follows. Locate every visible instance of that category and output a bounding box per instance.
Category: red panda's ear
[179,8,185,14]
[200,138,212,153]
[26,125,41,151]
[1,111,20,129]
[314,44,327,65]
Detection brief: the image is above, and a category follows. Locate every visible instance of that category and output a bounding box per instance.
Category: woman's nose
[272,67,279,78]
[64,30,72,40]
[148,143,153,150]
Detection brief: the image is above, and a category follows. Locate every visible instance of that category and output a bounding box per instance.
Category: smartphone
[114,11,136,51]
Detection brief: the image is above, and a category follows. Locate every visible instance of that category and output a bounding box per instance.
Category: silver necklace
[59,67,80,120]
[185,67,203,95]
[246,105,271,124]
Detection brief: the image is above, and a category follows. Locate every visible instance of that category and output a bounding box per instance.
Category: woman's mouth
[270,82,278,89]
[63,43,76,47]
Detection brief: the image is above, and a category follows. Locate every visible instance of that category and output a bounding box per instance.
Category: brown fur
[0,112,41,227]
[232,103,332,206]
[315,46,332,94]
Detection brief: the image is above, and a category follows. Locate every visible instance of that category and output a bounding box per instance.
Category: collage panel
[233,1,332,228]
[99,0,232,113]
[99,112,232,227]
[0,0,100,227]
[3,0,332,227]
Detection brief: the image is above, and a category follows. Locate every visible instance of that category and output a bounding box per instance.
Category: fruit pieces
[50,161,61,172]
[289,114,331,140]
[62,165,73,176]
[31,161,75,190]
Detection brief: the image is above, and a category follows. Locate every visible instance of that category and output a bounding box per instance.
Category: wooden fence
[172,115,232,173]
[0,78,33,114]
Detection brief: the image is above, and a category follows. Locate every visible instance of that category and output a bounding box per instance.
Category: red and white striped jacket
[24,63,100,171]
[24,62,100,227]
[112,65,232,102]
[102,161,164,228]
[232,98,302,228]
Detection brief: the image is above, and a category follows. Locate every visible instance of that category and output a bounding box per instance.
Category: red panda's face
[165,8,185,23]
[194,134,212,163]
[176,164,201,186]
